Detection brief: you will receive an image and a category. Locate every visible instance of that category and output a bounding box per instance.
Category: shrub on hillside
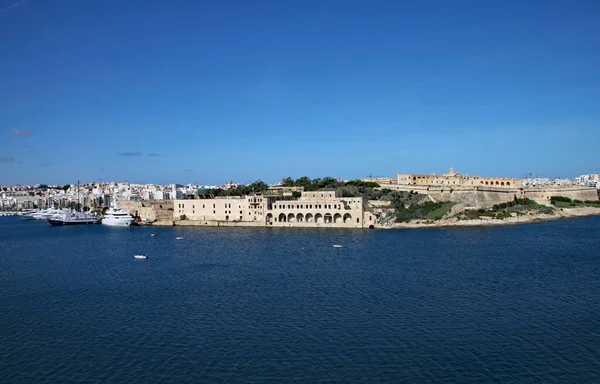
[495,211,511,220]
[550,196,572,204]
[395,201,454,222]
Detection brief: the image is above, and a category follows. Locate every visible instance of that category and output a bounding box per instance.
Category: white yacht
[17,209,37,217]
[31,207,63,220]
[102,200,135,227]
[48,210,100,226]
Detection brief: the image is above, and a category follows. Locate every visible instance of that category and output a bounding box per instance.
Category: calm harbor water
[1,216,599,383]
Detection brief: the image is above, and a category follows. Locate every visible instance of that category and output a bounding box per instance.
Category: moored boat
[31,207,63,220]
[47,211,101,226]
[102,199,135,227]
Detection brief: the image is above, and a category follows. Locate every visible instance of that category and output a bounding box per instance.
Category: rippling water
[1,217,599,383]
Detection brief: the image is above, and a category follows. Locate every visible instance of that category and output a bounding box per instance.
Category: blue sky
[1,0,599,185]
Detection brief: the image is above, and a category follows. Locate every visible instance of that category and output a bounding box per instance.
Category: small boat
[134,254,147,259]
[151,233,157,237]
[333,244,343,248]
[176,237,184,240]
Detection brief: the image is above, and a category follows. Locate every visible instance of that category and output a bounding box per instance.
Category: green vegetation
[460,196,555,221]
[550,196,571,203]
[494,211,511,220]
[551,196,600,208]
[281,176,380,190]
[344,180,381,188]
[281,176,342,190]
[202,181,269,197]
[200,176,385,199]
[395,201,455,222]
[490,197,545,211]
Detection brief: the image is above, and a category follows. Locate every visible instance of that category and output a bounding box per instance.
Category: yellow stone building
[174,190,376,228]
[397,168,521,188]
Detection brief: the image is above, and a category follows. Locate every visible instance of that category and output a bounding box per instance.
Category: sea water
[1,216,599,383]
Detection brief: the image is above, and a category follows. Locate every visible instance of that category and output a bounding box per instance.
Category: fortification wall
[427,188,517,209]
[381,185,598,209]
[118,200,174,222]
[522,187,598,205]
[117,200,141,215]
[475,190,519,208]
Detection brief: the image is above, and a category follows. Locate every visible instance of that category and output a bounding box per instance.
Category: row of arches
[480,180,511,186]
[266,212,353,224]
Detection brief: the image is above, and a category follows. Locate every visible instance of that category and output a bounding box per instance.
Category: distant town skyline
[1,0,599,185]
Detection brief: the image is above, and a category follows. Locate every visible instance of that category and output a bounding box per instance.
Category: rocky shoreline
[387,207,600,229]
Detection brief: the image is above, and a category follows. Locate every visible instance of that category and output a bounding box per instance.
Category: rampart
[379,185,597,209]
[118,200,174,222]
[521,187,598,205]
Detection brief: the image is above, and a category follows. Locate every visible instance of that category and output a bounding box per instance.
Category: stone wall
[175,196,264,222]
[427,188,516,209]
[522,187,598,205]
[118,200,174,222]
[379,184,598,209]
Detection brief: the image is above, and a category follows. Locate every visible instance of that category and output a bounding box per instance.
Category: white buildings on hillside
[522,177,553,187]
[574,174,600,188]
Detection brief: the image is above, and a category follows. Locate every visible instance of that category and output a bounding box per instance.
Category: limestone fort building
[175,190,376,228]
[397,168,522,188]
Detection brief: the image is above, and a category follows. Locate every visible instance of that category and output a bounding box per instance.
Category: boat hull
[48,218,101,226]
[101,218,134,227]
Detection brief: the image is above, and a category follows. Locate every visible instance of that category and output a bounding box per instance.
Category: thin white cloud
[9,128,32,136]
[0,0,29,14]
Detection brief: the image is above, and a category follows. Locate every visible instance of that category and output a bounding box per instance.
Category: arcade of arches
[268,212,355,224]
